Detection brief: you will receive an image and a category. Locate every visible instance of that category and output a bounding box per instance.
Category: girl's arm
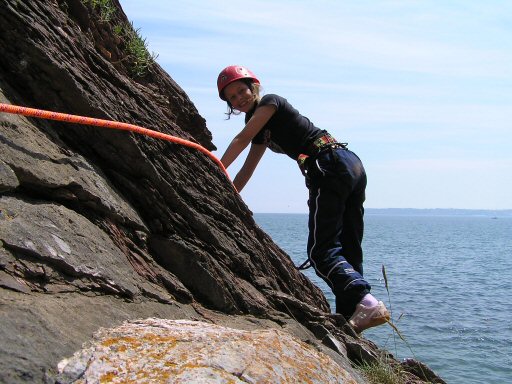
[220,104,276,168]
[233,143,266,192]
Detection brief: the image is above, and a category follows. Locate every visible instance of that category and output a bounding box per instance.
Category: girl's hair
[224,79,262,119]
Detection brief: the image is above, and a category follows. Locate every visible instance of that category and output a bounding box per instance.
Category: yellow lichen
[101,336,140,348]
[99,371,117,383]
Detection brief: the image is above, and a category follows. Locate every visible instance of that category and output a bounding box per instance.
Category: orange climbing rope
[0,102,233,188]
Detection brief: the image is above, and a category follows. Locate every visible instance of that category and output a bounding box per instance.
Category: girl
[217,65,389,333]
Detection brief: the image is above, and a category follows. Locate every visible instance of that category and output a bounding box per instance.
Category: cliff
[0,1,444,383]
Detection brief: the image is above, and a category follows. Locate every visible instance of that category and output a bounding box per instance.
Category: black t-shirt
[246,94,325,159]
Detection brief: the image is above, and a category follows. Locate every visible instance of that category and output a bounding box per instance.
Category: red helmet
[217,65,260,100]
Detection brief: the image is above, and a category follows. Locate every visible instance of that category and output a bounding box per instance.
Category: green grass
[360,265,432,383]
[82,0,116,22]
[82,0,159,77]
[360,360,406,384]
[123,22,159,77]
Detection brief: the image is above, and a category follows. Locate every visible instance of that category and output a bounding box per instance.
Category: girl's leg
[340,181,366,275]
[307,178,370,318]
[307,148,389,329]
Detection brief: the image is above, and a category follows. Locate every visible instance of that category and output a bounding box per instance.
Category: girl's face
[223,80,255,113]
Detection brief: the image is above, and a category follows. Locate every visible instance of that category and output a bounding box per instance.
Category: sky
[118,0,511,213]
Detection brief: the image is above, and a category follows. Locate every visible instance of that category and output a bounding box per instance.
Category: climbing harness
[307,133,347,156]
[296,133,348,177]
[307,133,339,154]
[0,102,234,190]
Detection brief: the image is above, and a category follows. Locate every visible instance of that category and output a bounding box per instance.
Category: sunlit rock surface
[56,319,358,383]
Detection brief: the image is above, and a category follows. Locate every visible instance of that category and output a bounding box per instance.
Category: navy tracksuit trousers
[306,146,371,318]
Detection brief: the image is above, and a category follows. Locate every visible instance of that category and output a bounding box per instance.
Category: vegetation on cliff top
[82,0,159,77]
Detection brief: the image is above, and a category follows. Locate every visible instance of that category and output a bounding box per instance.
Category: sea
[254,210,512,384]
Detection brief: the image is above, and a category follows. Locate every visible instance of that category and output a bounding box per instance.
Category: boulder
[54,318,358,383]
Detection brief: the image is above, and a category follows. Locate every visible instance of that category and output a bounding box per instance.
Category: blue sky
[119,1,511,213]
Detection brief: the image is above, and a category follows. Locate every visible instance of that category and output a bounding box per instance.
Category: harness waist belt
[297,133,348,176]
[307,133,347,156]
[308,133,338,154]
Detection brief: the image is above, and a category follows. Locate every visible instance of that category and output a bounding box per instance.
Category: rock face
[55,318,358,383]
[0,1,444,383]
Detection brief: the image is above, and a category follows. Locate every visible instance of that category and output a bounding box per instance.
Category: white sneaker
[349,301,390,334]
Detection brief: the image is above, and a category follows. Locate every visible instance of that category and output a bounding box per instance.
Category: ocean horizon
[255,208,512,217]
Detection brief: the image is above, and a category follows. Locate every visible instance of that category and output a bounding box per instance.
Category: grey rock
[52,318,359,383]
[0,160,19,192]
